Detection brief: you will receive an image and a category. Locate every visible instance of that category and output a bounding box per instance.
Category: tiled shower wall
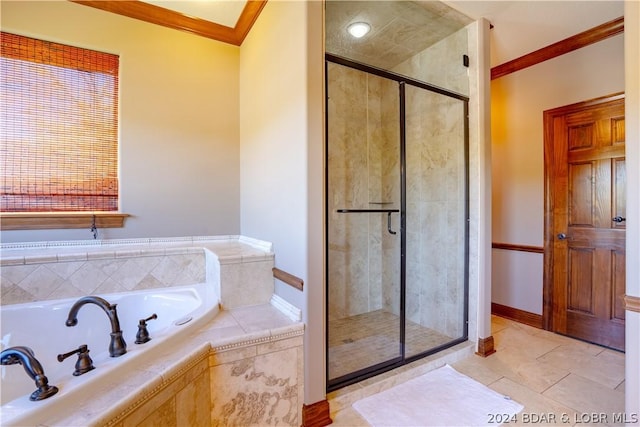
[403,89,467,338]
[327,63,400,320]
[396,27,469,338]
[327,26,469,339]
[0,251,205,305]
[393,27,470,97]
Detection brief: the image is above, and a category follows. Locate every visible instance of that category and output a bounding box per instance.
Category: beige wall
[0,1,241,242]
[490,34,625,314]
[239,0,325,405]
[239,0,309,308]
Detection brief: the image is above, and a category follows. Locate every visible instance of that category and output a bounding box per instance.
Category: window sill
[0,213,130,231]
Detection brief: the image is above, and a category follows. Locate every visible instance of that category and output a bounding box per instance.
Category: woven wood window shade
[1,32,119,212]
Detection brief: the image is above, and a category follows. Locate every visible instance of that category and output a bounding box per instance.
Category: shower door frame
[325,54,470,392]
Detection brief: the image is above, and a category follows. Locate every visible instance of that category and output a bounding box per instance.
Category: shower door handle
[387,212,397,235]
[335,209,400,235]
[336,209,399,213]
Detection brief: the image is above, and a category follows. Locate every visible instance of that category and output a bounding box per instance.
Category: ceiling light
[347,22,371,38]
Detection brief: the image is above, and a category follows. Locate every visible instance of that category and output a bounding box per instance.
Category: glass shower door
[326,62,402,385]
[403,85,468,359]
[326,57,469,390]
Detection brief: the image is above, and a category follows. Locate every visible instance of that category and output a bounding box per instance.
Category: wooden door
[544,93,626,351]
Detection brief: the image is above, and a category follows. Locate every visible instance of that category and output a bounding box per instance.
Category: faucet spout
[1,346,59,401]
[66,296,127,357]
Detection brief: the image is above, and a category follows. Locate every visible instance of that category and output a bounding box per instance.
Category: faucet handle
[58,344,95,376]
[135,313,157,344]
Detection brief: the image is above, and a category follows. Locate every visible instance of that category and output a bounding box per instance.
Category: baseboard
[475,335,496,357]
[270,293,302,321]
[301,400,332,427]
[492,302,543,329]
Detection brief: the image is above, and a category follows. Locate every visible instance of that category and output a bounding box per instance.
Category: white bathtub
[0,283,219,426]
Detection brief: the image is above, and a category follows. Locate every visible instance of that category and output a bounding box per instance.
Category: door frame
[542,91,625,332]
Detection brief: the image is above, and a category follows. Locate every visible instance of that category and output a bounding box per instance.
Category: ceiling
[143,0,247,28]
[74,1,625,68]
[326,0,623,70]
[445,0,624,66]
[325,1,473,69]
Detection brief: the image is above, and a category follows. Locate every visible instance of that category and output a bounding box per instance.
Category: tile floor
[329,309,456,379]
[329,315,626,426]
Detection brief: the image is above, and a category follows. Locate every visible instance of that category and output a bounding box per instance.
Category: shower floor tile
[328,309,455,380]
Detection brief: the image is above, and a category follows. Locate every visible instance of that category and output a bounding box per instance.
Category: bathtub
[0,283,219,426]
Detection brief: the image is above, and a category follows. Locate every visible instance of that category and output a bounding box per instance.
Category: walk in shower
[325,1,472,390]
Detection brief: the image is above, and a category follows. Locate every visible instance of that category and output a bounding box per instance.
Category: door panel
[613,159,626,229]
[568,162,594,226]
[326,62,402,384]
[545,94,625,351]
[403,85,467,359]
[568,248,594,314]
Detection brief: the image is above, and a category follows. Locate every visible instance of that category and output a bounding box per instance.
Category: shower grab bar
[336,209,399,235]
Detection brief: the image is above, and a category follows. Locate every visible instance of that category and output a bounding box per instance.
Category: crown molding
[69,0,267,46]
[491,16,624,80]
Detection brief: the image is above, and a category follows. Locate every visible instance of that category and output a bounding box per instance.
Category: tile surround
[1,302,304,427]
[210,344,302,426]
[0,236,274,307]
[1,236,302,426]
[109,318,304,427]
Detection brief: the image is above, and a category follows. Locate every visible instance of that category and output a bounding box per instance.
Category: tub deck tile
[24,255,58,264]
[196,324,248,344]
[56,252,88,262]
[86,251,116,260]
[204,310,238,328]
[230,303,296,333]
[144,342,210,384]
[46,367,164,427]
[0,256,24,266]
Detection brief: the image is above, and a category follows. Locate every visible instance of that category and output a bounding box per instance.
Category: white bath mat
[352,364,523,426]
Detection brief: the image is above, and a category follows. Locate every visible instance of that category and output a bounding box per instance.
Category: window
[1,32,119,213]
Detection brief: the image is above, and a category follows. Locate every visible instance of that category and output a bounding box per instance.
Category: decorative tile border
[211,327,305,353]
[1,235,273,266]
